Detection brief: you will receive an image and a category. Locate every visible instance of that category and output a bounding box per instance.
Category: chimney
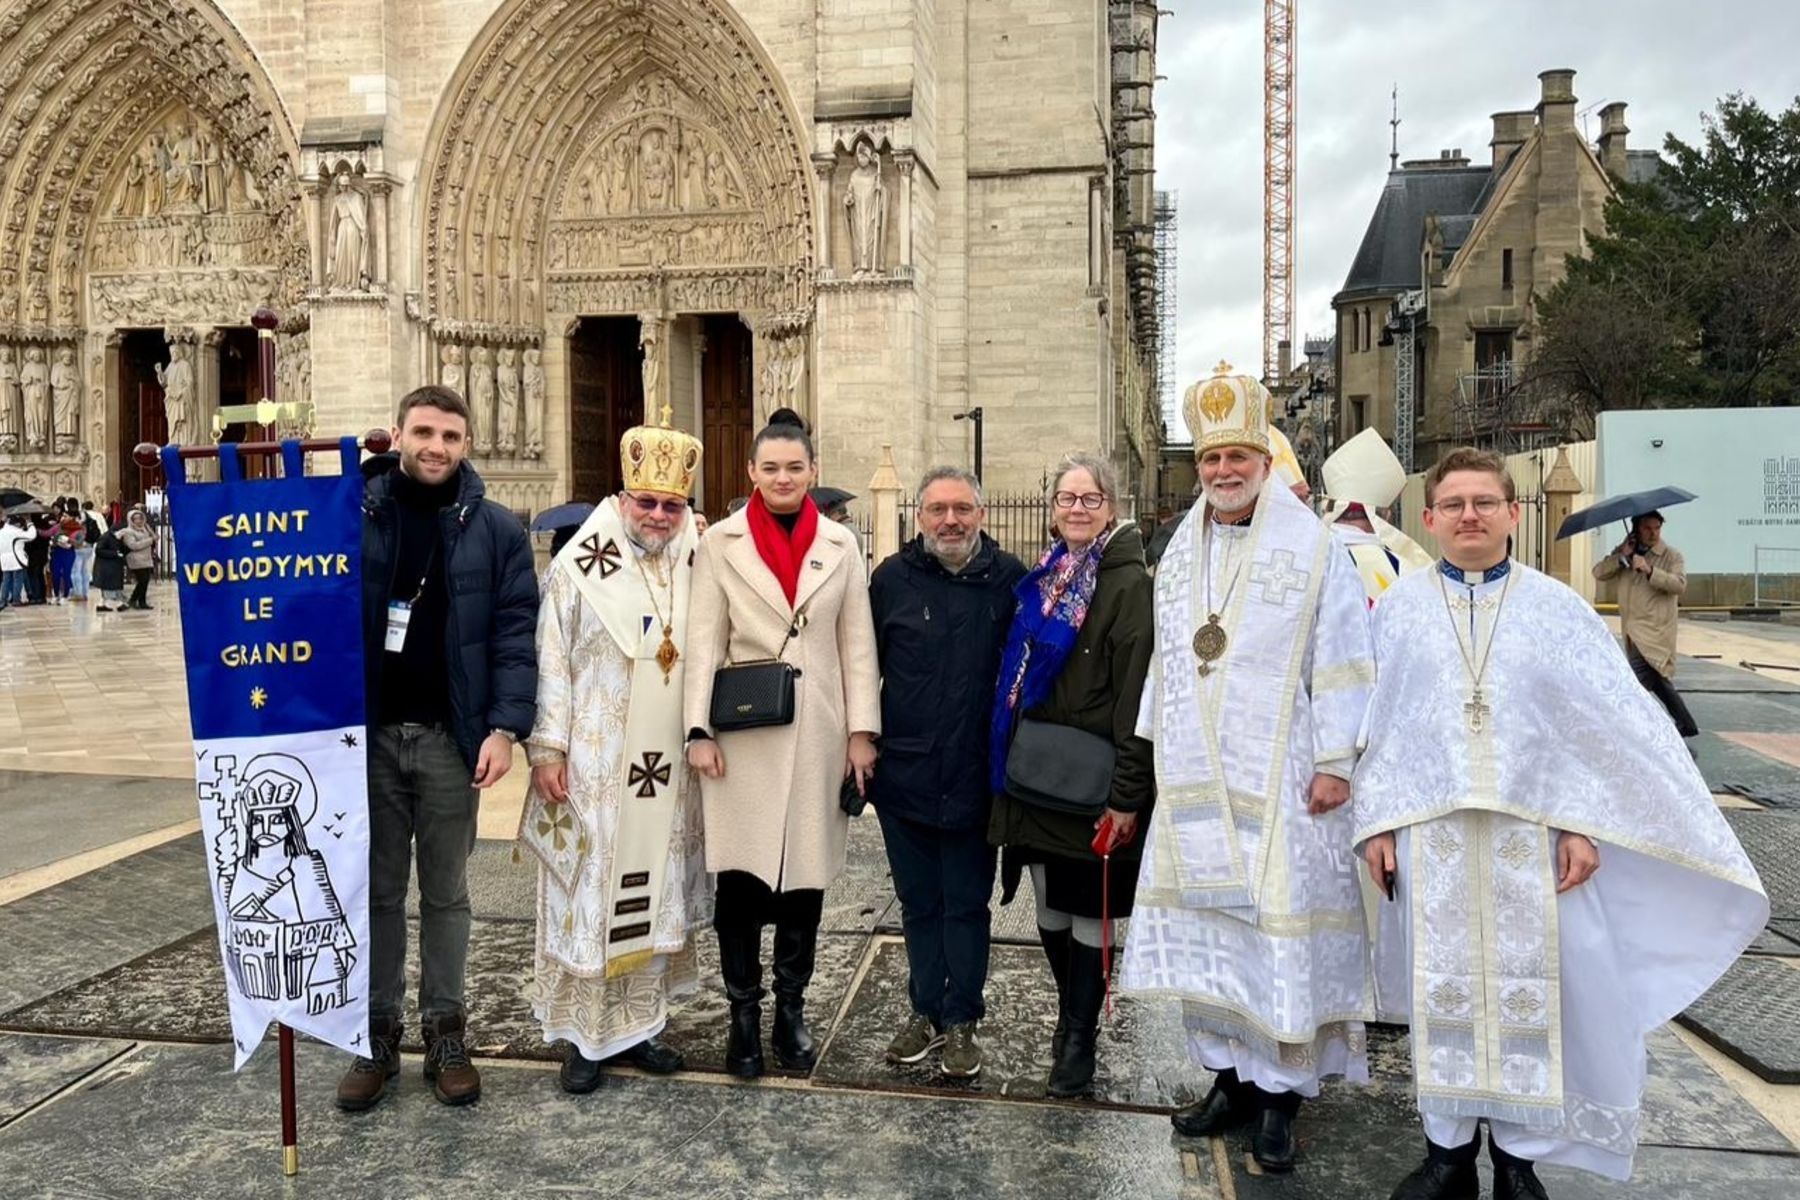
[1536,68,1577,131]
[1490,111,1534,170]
[1597,101,1630,177]
[1278,338,1293,384]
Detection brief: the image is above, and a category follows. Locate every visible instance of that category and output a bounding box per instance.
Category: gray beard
[1204,479,1263,514]
[923,531,977,570]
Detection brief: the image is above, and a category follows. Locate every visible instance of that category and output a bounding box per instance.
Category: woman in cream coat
[684,414,880,1077]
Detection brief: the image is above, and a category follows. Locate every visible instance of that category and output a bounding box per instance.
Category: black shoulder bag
[708,602,810,733]
[1003,717,1116,817]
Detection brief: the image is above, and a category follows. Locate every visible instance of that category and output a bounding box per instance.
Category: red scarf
[746,491,819,606]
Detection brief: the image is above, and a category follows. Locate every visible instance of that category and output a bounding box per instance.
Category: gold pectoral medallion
[655,625,679,683]
[1192,614,1227,676]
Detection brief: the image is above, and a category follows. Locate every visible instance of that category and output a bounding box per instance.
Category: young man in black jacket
[868,467,1025,1078]
[337,384,539,1112]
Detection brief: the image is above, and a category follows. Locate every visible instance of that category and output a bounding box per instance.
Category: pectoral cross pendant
[1464,687,1490,733]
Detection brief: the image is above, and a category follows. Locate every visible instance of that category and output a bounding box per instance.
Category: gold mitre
[620,405,703,497]
[1184,361,1271,456]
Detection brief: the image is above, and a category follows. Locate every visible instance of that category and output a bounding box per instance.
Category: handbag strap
[725,595,815,669]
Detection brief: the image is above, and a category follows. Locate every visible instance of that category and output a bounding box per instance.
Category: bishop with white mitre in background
[521,408,712,1095]
[1319,427,1433,607]
[1355,446,1766,1200]
[1122,362,1377,1175]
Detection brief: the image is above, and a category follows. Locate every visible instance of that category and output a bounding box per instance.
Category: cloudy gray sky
[1154,0,1800,435]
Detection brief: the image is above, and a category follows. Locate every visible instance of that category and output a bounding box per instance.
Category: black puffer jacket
[868,534,1027,829]
[360,454,539,769]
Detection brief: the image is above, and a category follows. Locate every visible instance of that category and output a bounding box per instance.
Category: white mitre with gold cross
[1183,361,1271,456]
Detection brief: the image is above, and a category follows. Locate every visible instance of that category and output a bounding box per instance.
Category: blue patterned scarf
[988,527,1114,793]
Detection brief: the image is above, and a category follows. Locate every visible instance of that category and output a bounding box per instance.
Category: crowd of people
[0,496,161,613]
[82,360,1742,1200]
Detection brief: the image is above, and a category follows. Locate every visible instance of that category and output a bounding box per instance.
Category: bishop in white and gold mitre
[1183,361,1272,455]
[621,404,703,498]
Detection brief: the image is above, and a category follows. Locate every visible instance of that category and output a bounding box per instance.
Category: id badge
[384,600,413,653]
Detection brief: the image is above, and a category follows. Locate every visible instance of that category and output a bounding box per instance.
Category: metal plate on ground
[1724,810,1800,920]
[1675,658,1800,694]
[1678,956,1800,1084]
[0,1033,136,1127]
[1723,784,1800,813]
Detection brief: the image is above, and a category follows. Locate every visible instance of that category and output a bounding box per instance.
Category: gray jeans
[367,724,479,1023]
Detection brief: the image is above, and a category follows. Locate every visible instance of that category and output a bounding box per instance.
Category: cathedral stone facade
[0,0,1165,516]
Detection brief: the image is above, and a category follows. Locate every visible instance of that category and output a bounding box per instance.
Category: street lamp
[953,406,985,483]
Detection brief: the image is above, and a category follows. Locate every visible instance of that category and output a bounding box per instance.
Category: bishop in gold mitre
[518,407,712,1092]
[1120,361,1378,1174]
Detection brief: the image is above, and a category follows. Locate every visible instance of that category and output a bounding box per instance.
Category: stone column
[101,331,122,504]
[1543,447,1585,585]
[370,181,391,289]
[868,444,902,564]
[194,328,224,481]
[895,152,916,272]
[812,154,836,276]
[301,182,326,290]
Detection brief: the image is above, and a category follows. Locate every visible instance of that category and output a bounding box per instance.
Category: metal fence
[1754,546,1800,607]
[856,491,1196,569]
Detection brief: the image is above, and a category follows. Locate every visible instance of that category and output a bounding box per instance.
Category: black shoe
[770,917,821,1071]
[1389,1135,1482,1200]
[718,921,765,1078]
[1037,924,1073,1060]
[1046,940,1105,1098]
[610,1035,684,1075]
[559,1047,604,1094]
[1250,1090,1301,1173]
[1172,1069,1255,1137]
[1491,1140,1549,1200]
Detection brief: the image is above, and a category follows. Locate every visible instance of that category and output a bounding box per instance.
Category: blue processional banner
[162,440,369,1069]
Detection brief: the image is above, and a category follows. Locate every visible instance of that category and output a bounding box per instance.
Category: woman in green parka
[988,450,1154,1098]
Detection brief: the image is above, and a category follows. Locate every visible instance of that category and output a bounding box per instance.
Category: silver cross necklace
[1437,566,1513,733]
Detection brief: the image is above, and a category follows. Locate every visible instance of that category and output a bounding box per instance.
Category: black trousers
[876,808,995,1027]
[712,870,823,936]
[128,567,153,608]
[1627,640,1698,738]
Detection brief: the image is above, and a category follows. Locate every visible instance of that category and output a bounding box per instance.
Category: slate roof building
[1331,69,1659,468]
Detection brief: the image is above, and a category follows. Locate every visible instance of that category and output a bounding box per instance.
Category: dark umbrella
[1556,486,1697,540]
[0,488,37,508]
[3,500,49,517]
[529,502,595,532]
[809,486,856,512]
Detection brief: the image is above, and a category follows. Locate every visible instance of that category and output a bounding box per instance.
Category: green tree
[1529,94,1800,417]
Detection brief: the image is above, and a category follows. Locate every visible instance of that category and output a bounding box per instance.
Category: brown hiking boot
[421,1012,481,1106]
[335,1015,402,1112]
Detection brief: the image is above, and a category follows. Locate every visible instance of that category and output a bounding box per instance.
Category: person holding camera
[987,450,1154,1100]
[1594,511,1695,739]
[683,414,879,1078]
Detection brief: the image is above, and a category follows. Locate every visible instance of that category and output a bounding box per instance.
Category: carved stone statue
[144,134,167,215]
[605,135,633,215]
[640,131,675,211]
[154,342,193,446]
[495,347,520,456]
[50,346,78,455]
[638,318,663,418]
[683,136,709,209]
[20,346,50,452]
[165,124,201,212]
[522,348,545,460]
[118,153,147,217]
[469,345,496,455]
[706,150,740,208]
[328,171,370,291]
[198,127,225,214]
[440,342,464,396]
[0,346,19,452]
[845,139,886,277]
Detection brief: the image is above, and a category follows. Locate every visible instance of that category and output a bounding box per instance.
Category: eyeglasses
[1430,496,1510,518]
[1052,491,1108,511]
[921,502,980,519]
[626,492,689,516]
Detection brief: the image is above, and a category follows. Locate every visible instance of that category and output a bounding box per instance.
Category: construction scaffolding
[1153,190,1180,436]
[1388,289,1424,472]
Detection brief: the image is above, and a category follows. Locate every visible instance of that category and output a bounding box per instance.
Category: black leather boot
[1037,924,1072,1061]
[559,1045,604,1094]
[770,917,820,1071]
[1250,1088,1302,1173]
[1046,940,1105,1098]
[1171,1068,1255,1137]
[1388,1132,1482,1200]
[1491,1139,1549,1200]
[717,922,766,1079]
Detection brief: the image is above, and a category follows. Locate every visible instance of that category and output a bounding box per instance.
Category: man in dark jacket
[336,384,539,1113]
[868,467,1025,1079]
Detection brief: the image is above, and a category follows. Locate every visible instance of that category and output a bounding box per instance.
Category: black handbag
[1003,717,1116,817]
[708,604,809,733]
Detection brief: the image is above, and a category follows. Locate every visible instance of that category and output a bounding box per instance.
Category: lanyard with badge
[385,544,437,654]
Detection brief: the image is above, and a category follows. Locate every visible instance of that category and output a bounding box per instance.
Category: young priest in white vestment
[520,413,713,1095]
[1122,363,1377,1174]
[1354,447,1767,1200]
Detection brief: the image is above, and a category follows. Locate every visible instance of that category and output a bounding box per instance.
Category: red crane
[1263,0,1296,385]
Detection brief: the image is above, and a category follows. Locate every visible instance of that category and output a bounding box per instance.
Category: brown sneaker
[421,1012,481,1106]
[335,1016,402,1112]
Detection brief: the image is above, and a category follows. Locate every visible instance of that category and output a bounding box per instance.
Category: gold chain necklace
[1437,567,1513,732]
[631,541,681,684]
[1193,514,1250,676]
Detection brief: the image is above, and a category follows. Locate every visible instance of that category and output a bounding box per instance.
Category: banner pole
[279,1023,299,1176]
